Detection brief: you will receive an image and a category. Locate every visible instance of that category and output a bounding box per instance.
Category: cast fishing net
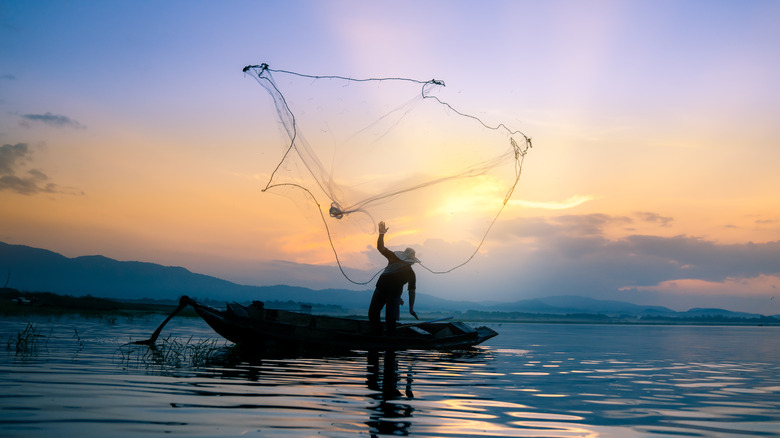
[243,63,531,285]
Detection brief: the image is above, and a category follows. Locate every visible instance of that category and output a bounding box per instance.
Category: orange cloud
[625,274,779,298]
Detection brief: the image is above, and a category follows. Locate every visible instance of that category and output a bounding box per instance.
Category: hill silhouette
[1,241,774,320]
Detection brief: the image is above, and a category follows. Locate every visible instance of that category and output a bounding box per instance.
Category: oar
[397,316,453,329]
[134,295,193,345]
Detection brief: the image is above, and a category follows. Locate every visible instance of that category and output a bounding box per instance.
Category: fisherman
[369,221,419,335]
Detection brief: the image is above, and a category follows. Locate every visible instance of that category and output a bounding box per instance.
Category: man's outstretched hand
[378,221,389,234]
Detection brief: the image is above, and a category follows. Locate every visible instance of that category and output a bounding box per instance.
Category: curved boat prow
[138,297,498,351]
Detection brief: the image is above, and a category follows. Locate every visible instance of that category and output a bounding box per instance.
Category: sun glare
[435,177,504,217]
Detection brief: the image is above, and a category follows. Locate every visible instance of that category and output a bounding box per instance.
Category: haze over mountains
[0,241,772,319]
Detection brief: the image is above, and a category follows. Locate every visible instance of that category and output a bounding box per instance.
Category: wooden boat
[137,296,498,351]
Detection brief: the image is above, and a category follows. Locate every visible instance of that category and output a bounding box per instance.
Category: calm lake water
[1,314,779,437]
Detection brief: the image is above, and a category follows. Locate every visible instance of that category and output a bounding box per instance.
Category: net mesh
[243,63,532,284]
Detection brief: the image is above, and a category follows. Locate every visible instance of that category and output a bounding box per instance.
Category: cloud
[634,211,673,227]
[497,213,631,240]
[234,210,780,313]
[0,143,30,174]
[1,74,16,80]
[509,195,594,210]
[626,275,780,297]
[0,143,62,195]
[501,213,779,284]
[0,172,58,195]
[434,213,780,310]
[554,213,632,236]
[20,112,85,129]
[614,235,780,281]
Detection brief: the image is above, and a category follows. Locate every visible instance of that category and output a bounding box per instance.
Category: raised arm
[377,221,392,256]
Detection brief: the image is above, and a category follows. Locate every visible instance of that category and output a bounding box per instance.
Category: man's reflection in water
[366,350,414,436]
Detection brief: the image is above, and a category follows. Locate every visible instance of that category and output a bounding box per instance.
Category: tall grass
[6,323,50,355]
[118,335,232,369]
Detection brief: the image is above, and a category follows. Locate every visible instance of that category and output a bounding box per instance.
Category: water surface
[2,316,778,437]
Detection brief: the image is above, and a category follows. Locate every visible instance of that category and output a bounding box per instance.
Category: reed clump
[6,322,50,355]
[118,335,231,369]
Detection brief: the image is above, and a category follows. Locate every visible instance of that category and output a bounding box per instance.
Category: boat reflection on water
[120,334,495,436]
[366,350,415,436]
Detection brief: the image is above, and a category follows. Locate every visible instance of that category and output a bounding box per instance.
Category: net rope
[243,63,532,285]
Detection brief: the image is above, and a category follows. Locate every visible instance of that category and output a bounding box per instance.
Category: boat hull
[190,300,498,351]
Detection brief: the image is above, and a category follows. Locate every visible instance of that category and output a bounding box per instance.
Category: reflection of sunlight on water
[438,398,530,412]
[508,412,584,421]
[2,318,780,437]
[494,349,530,355]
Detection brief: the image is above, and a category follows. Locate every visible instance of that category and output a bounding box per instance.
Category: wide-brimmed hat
[394,247,420,264]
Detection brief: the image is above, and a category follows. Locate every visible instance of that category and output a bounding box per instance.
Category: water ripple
[2,317,779,437]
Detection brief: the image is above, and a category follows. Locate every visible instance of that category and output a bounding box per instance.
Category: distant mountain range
[0,241,774,319]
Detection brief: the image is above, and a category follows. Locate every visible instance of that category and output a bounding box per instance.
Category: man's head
[394,247,420,264]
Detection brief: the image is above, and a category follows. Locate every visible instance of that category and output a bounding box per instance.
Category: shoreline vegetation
[2,288,778,326]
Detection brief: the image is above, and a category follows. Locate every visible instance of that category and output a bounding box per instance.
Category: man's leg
[385,295,401,335]
[368,290,385,335]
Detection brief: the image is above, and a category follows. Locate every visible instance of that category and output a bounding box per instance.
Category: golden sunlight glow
[434,177,505,216]
[4,0,779,311]
[509,195,595,210]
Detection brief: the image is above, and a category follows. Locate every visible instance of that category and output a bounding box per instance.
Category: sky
[2,0,779,314]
